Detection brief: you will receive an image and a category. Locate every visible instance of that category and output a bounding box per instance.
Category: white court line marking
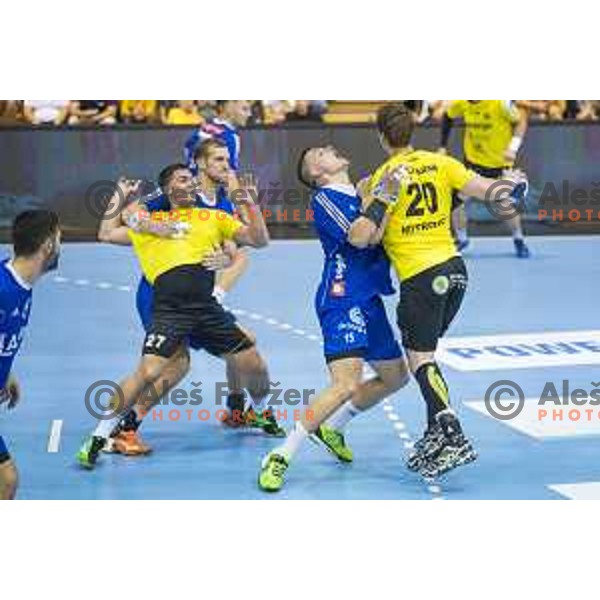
[381,403,443,500]
[249,313,263,320]
[74,279,90,286]
[53,276,69,283]
[47,420,63,453]
[96,282,113,289]
[307,334,320,341]
[265,318,278,325]
[117,285,132,292]
[293,329,306,335]
[279,323,293,330]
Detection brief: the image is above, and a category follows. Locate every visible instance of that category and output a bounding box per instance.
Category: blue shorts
[318,296,403,363]
[136,278,204,351]
[0,435,10,464]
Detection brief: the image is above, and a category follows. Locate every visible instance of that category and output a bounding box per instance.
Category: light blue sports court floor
[2,236,600,499]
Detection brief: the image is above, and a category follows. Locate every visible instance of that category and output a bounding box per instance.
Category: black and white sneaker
[406,425,445,472]
[418,411,477,479]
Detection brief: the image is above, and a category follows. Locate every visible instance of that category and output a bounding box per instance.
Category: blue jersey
[0,260,33,389]
[312,184,395,314]
[184,118,241,173]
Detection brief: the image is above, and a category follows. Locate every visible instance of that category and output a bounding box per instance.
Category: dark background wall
[1,122,599,240]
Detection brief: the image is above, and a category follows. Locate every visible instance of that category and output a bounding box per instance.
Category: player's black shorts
[0,435,10,465]
[464,160,508,180]
[143,264,254,359]
[397,256,468,352]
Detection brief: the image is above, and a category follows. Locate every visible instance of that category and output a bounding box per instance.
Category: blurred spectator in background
[68,100,117,125]
[164,100,204,125]
[285,100,328,123]
[262,101,292,125]
[567,100,600,120]
[119,100,159,124]
[515,101,550,119]
[547,100,567,120]
[0,101,23,125]
[197,101,218,121]
[23,100,70,125]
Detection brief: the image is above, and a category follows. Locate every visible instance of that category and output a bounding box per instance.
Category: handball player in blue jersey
[184,100,251,174]
[0,210,61,499]
[259,146,411,492]
[98,139,283,456]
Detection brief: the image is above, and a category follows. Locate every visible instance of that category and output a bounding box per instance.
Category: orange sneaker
[112,431,153,456]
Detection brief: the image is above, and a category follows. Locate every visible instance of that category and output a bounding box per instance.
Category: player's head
[376,102,415,152]
[12,209,61,273]
[158,163,196,207]
[194,139,231,185]
[216,100,251,127]
[297,145,350,188]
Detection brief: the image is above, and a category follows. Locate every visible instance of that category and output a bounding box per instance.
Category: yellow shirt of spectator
[370,149,475,281]
[128,207,242,284]
[166,108,203,126]
[447,100,520,169]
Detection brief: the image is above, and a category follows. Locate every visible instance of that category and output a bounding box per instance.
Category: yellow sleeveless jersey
[447,100,520,169]
[370,149,475,281]
[128,207,242,284]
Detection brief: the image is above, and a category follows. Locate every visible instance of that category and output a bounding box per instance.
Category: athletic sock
[414,362,451,426]
[326,401,361,431]
[275,422,309,460]
[117,406,144,433]
[213,286,227,304]
[512,224,524,241]
[93,415,122,440]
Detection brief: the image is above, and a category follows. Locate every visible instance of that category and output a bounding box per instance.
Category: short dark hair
[215,100,229,112]
[12,210,59,257]
[376,102,415,148]
[158,163,189,191]
[297,147,315,188]
[193,138,227,163]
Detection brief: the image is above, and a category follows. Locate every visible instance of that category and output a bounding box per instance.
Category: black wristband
[362,198,388,227]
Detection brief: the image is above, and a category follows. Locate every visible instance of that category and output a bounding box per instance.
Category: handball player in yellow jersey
[440,100,530,257]
[77,164,273,469]
[351,103,528,478]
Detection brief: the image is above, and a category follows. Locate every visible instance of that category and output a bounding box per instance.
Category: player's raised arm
[97,178,141,245]
[230,185,270,248]
[459,168,528,203]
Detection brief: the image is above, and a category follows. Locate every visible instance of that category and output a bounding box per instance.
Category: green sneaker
[311,424,353,463]
[258,452,290,492]
[77,435,106,470]
[250,410,287,437]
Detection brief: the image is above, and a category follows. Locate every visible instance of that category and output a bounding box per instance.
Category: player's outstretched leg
[406,354,477,478]
[313,357,410,462]
[452,204,470,251]
[106,347,191,455]
[258,357,363,492]
[507,213,530,258]
[77,353,172,470]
